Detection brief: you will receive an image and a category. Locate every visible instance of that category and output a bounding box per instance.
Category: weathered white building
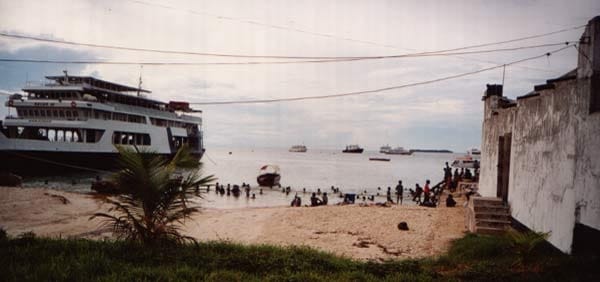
[479,16,600,254]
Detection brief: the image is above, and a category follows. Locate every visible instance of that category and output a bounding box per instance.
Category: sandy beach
[0,186,466,261]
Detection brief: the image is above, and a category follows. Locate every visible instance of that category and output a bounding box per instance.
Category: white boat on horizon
[289,145,307,152]
[384,146,412,155]
[379,145,392,153]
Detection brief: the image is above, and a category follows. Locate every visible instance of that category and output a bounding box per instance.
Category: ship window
[65,131,73,142]
[53,110,58,117]
[128,134,134,145]
[59,110,65,118]
[143,135,150,145]
[66,111,72,118]
[40,110,46,117]
[48,129,56,142]
[113,132,120,144]
[33,110,39,116]
[27,109,32,116]
[73,111,79,118]
[73,131,80,142]
[57,130,64,142]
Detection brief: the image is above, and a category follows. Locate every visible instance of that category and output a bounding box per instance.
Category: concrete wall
[479,17,600,253]
[573,18,600,231]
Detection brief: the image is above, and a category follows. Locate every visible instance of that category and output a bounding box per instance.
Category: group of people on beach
[211,182,258,199]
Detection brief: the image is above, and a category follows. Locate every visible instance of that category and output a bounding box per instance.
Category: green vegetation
[91,146,215,245]
[1,231,598,281]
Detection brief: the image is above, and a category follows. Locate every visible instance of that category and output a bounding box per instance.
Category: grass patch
[0,232,598,281]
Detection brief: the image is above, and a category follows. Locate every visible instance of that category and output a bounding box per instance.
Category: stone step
[473,205,510,213]
[475,212,511,221]
[473,197,504,207]
[476,219,512,228]
[475,226,507,235]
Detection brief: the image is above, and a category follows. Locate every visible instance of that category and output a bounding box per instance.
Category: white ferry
[384,146,412,155]
[289,145,307,152]
[379,145,391,154]
[0,73,204,174]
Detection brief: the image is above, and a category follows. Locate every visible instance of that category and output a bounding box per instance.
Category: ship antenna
[137,65,143,97]
[63,70,69,85]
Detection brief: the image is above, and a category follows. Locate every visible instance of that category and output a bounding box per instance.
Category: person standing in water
[395,180,404,205]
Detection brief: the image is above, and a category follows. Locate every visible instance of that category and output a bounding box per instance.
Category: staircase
[466,197,511,235]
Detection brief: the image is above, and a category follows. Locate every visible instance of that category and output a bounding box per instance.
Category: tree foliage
[91,146,215,245]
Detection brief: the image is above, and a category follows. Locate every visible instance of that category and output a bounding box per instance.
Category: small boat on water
[379,145,391,153]
[468,148,481,155]
[451,155,479,168]
[384,146,412,155]
[343,145,364,153]
[257,165,281,187]
[369,157,390,162]
[289,145,307,152]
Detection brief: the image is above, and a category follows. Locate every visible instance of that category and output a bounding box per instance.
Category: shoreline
[0,186,466,261]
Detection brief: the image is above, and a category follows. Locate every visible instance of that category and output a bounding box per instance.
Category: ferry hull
[0,150,203,176]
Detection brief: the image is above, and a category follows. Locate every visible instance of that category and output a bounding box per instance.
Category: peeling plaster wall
[508,81,578,253]
[479,17,600,254]
[573,19,600,231]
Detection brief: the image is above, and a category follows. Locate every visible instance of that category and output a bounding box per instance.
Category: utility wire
[188,46,572,105]
[124,0,583,73]
[0,27,583,60]
[126,0,585,54]
[0,42,575,66]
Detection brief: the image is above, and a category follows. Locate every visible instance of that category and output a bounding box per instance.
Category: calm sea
[22,147,474,209]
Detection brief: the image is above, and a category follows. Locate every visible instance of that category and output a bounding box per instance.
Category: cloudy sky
[1,0,599,151]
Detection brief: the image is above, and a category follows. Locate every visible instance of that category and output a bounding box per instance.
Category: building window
[591,73,600,113]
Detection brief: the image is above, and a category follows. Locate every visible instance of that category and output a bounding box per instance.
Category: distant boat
[369,157,390,162]
[289,145,307,152]
[451,156,479,168]
[343,145,364,153]
[257,165,281,187]
[384,146,412,155]
[468,148,481,155]
[379,145,392,153]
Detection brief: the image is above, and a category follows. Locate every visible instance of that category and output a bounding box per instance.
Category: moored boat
[289,145,307,152]
[342,145,364,153]
[0,73,204,175]
[257,165,281,187]
[379,145,391,153]
[384,146,412,155]
[369,157,390,162]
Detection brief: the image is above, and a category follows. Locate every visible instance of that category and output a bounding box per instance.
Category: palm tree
[91,145,215,245]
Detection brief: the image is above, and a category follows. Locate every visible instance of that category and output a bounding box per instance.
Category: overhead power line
[0,41,575,66]
[126,0,585,53]
[188,46,572,105]
[0,25,583,60]
[124,0,584,73]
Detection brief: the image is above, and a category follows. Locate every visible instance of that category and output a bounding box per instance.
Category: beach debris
[91,180,119,194]
[397,222,409,231]
[353,239,375,248]
[377,244,402,256]
[0,172,22,187]
[44,192,70,204]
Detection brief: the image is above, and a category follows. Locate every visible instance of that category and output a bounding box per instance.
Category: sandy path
[0,187,466,261]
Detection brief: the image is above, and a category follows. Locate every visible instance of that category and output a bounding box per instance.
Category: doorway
[497,133,512,203]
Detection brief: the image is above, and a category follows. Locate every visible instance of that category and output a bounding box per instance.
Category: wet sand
[0,186,466,261]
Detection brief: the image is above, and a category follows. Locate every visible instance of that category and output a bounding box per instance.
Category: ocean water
[22,147,475,209]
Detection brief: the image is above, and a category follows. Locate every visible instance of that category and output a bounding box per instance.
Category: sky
[0,0,599,151]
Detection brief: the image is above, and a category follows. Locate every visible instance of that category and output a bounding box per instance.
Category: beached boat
[369,157,390,162]
[289,145,307,152]
[257,165,281,187]
[384,146,412,155]
[451,155,479,168]
[0,73,204,174]
[342,145,364,153]
[379,145,391,153]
